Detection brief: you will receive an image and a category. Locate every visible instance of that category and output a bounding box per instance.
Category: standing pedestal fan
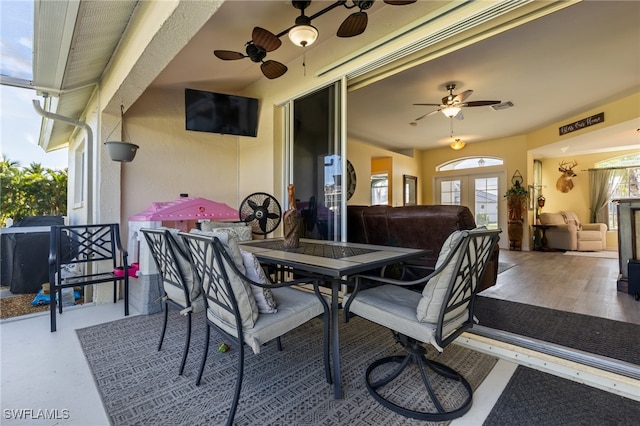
[239,192,282,238]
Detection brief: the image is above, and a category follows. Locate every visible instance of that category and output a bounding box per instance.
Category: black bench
[48,223,130,332]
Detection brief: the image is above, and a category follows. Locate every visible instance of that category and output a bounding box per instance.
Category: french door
[435,172,504,230]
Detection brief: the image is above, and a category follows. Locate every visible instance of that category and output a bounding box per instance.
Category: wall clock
[346,160,356,200]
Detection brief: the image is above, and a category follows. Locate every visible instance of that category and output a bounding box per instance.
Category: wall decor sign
[559,112,604,136]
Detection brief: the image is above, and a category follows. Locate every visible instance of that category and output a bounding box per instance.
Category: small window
[73,144,85,207]
[371,173,388,205]
[437,157,503,172]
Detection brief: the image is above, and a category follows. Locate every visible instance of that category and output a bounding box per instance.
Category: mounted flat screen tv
[185,89,259,137]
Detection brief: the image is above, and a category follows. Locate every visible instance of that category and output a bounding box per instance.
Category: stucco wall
[347,139,422,206]
[120,87,241,239]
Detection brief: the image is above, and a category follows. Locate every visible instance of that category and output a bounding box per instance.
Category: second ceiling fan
[413,83,501,122]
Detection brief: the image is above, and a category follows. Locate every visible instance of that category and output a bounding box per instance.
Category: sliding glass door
[285,80,346,241]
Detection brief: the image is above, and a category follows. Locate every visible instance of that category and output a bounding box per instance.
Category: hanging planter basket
[105,141,139,162]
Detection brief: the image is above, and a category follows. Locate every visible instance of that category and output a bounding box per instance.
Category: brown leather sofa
[347,205,500,292]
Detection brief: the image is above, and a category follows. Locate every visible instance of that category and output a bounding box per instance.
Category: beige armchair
[539,211,607,251]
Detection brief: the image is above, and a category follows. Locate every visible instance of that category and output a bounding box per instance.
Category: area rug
[563,250,617,259]
[473,296,640,365]
[77,311,498,425]
[497,262,516,274]
[483,366,640,425]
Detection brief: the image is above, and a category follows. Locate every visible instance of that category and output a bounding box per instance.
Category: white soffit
[33,0,79,90]
[35,0,138,151]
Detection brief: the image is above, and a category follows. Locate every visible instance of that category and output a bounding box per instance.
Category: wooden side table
[532,224,555,251]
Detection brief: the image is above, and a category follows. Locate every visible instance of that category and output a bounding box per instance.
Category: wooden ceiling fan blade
[384,0,417,5]
[337,12,368,37]
[261,60,287,79]
[214,50,245,60]
[464,100,501,107]
[252,27,282,52]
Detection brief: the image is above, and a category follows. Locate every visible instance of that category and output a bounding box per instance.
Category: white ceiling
[39,1,639,157]
[150,0,639,159]
[344,0,640,157]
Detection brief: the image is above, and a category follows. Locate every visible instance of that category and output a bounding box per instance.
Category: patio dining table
[238,237,426,399]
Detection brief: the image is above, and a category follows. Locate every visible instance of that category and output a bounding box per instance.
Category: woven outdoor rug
[483,366,640,425]
[77,311,498,425]
[474,296,640,365]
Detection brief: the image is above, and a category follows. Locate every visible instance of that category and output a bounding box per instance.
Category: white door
[435,173,502,230]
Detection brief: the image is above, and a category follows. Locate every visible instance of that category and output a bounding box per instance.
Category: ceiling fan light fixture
[288,15,318,47]
[450,138,465,150]
[442,106,461,118]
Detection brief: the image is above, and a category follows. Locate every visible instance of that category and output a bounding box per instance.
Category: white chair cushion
[209,286,324,354]
[156,227,203,312]
[416,230,464,323]
[240,248,277,314]
[190,229,259,330]
[344,285,467,353]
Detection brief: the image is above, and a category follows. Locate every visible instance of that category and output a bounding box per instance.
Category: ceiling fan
[337,1,417,38]
[412,83,501,122]
[213,27,288,79]
[213,1,418,79]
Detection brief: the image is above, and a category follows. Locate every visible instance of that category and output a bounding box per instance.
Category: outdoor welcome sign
[559,112,604,136]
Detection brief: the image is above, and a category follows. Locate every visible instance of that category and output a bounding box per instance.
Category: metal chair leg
[196,323,211,386]
[226,340,244,426]
[157,302,169,351]
[179,312,192,375]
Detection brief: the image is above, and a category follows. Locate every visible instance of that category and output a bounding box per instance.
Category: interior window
[595,153,640,230]
[371,173,389,205]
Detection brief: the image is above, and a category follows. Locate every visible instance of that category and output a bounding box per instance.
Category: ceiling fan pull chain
[302,50,307,76]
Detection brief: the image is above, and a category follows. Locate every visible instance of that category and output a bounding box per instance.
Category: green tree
[0,155,67,227]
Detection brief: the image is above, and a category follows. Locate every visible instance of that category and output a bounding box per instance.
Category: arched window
[595,153,640,229]
[437,157,503,172]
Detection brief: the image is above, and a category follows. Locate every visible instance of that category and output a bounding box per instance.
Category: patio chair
[48,223,130,332]
[343,227,501,421]
[141,228,204,375]
[180,231,331,426]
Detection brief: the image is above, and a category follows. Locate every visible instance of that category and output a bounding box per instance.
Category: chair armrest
[582,223,607,232]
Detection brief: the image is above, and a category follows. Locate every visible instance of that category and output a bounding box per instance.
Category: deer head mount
[556,160,578,193]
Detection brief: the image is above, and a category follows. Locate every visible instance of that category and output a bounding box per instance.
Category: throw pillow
[561,211,583,230]
[199,222,253,241]
[240,249,277,314]
[189,228,259,329]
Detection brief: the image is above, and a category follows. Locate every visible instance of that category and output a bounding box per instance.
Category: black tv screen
[185,89,259,137]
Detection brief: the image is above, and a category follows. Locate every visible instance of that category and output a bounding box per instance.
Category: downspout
[32,99,94,224]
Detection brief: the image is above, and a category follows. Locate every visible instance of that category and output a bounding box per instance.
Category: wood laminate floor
[481,250,640,325]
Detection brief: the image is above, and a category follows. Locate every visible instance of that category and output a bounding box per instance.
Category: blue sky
[1,0,68,170]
